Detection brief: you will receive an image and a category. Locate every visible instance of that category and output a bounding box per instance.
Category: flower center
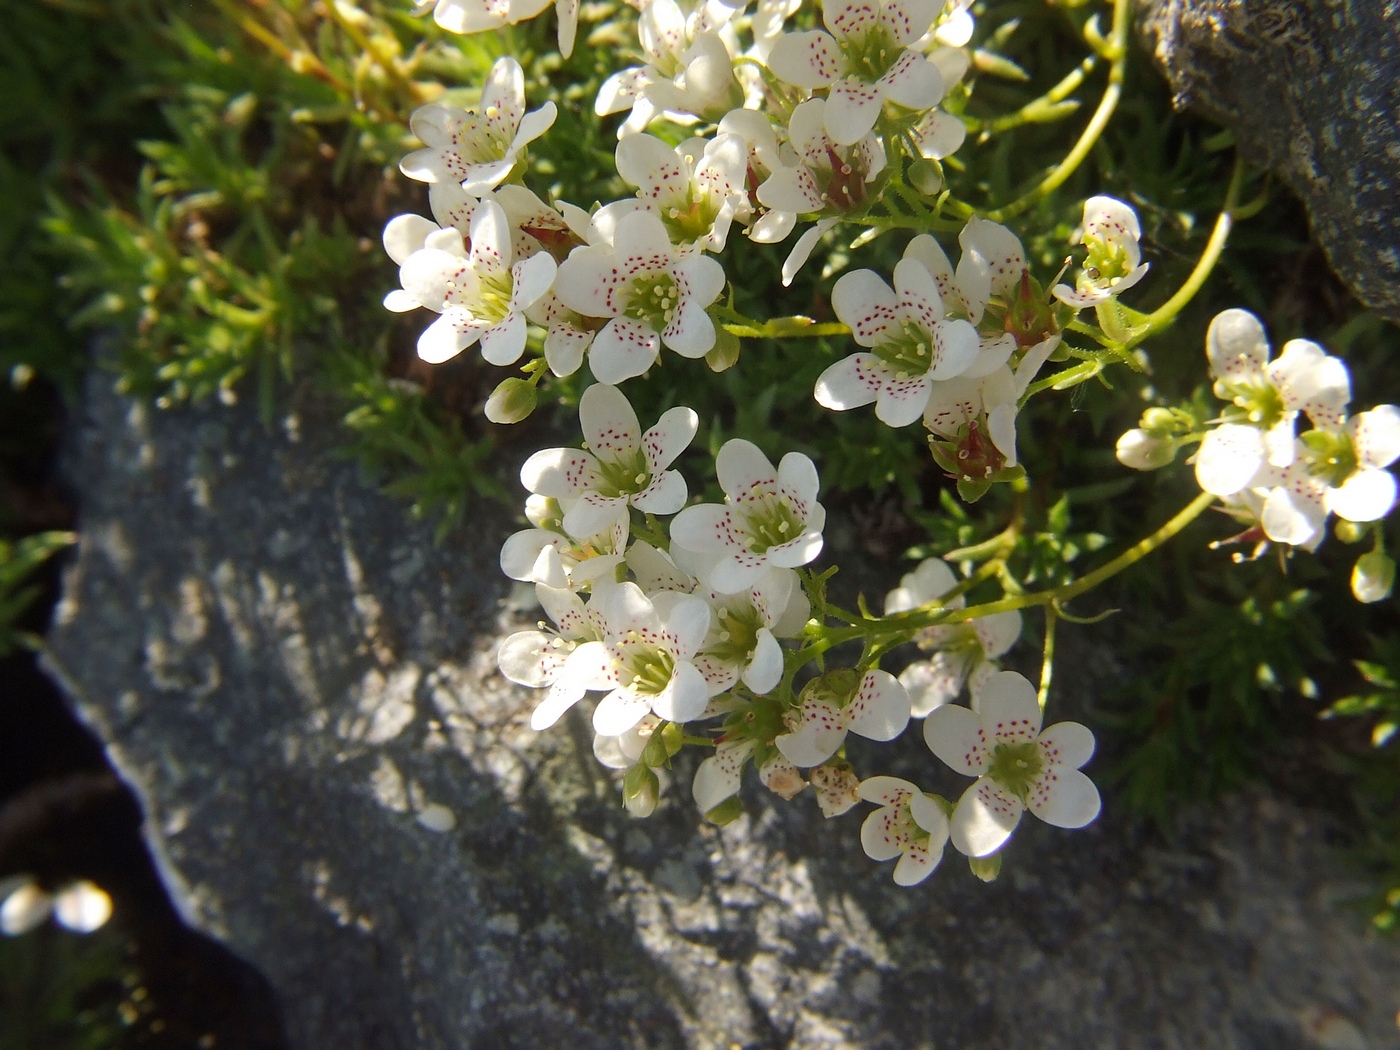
[595,448,652,499]
[620,640,675,695]
[470,272,515,325]
[1220,378,1288,430]
[622,273,681,333]
[986,740,1045,801]
[709,605,763,665]
[743,495,805,553]
[839,23,899,83]
[874,320,937,380]
[818,144,870,212]
[1082,233,1134,287]
[1301,428,1359,488]
[661,183,722,246]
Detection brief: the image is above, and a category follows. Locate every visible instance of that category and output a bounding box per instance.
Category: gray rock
[46,371,1400,1049]
[1135,0,1400,322]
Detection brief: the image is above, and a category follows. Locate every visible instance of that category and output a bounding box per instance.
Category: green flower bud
[968,851,1002,883]
[705,324,740,373]
[623,764,659,817]
[1352,551,1395,604]
[704,794,744,826]
[1334,520,1368,545]
[907,158,944,196]
[485,377,538,424]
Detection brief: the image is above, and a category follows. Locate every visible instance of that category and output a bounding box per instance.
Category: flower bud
[705,325,740,372]
[623,764,660,817]
[968,851,1002,883]
[1116,428,1174,471]
[485,377,537,424]
[907,158,944,196]
[1351,551,1395,604]
[1140,407,1178,434]
[1334,520,1367,545]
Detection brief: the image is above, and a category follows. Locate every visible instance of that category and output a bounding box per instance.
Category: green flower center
[708,605,763,665]
[1220,378,1288,430]
[743,495,805,553]
[839,23,899,83]
[594,448,652,499]
[661,186,722,246]
[471,272,515,325]
[622,273,680,333]
[986,740,1044,801]
[1301,428,1359,488]
[620,638,675,695]
[874,320,937,380]
[1083,233,1134,286]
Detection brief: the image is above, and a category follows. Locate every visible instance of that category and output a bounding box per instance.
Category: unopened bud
[1352,551,1395,604]
[1334,519,1367,545]
[1140,407,1178,434]
[623,764,659,817]
[705,325,740,372]
[485,377,537,424]
[1116,428,1174,470]
[907,158,944,196]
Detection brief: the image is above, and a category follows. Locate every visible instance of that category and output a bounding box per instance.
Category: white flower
[670,439,827,594]
[1115,428,1176,471]
[857,776,950,886]
[775,669,911,767]
[1,877,112,936]
[596,1,742,135]
[384,197,557,365]
[615,132,750,252]
[884,559,1021,716]
[925,670,1100,857]
[903,219,1026,329]
[767,0,945,146]
[498,584,607,730]
[425,0,581,57]
[1194,309,1352,493]
[555,582,720,735]
[520,383,698,538]
[1051,196,1150,309]
[399,57,557,192]
[815,258,983,427]
[755,98,887,285]
[692,567,809,695]
[1239,407,1400,548]
[717,109,796,244]
[499,496,629,590]
[553,210,726,383]
[809,761,862,817]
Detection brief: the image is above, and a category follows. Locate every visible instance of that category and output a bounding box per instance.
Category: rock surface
[1135,0,1400,323]
[45,371,1400,1049]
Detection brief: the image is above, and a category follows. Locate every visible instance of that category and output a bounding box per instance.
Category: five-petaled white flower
[499,496,628,590]
[400,57,557,192]
[692,567,809,695]
[671,438,827,594]
[1194,308,1352,497]
[595,0,742,135]
[499,584,606,730]
[857,776,950,886]
[755,98,887,285]
[385,197,557,365]
[925,670,1100,857]
[423,0,581,57]
[815,257,983,427]
[520,383,698,538]
[775,669,911,767]
[1051,196,1150,310]
[553,210,726,383]
[615,132,751,252]
[884,558,1021,716]
[557,582,720,735]
[767,0,945,146]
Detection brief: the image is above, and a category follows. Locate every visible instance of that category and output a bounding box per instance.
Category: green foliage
[0,925,129,1050]
[0,531,76,656]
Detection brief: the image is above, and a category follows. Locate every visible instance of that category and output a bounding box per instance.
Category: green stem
[967,53,1098,136]
[983,0,1131,222]
[1037,605,1058,710]
[1131,156,1247,342]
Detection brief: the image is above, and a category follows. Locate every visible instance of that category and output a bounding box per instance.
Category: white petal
[832,269,898,346]
[52,881,111,934]
[1027,767,1101,829]
[644,406,700,471]
[971,609,1021,659]
[766,29,842,88]
[950,778,1022,857]
[875,377,935,428]
[1195,424,1266,497]
[717,438,777,499]
[1037,720,1096,770]
[741,628,784,695]
[1327,468,1397,523]
[0,882,52,935]
[383,214,439,266]
[693,739,756,812]
[909,791,949,842]
[529,680,587,730]
[973,669,1043,736]
[653,660,713,723]
[592,688,652,736]
[1261,481,1327,547]
[632,470,688,516]
[588,318,662,384]
[479,312,526,365]
[845,669,912,741]
[899,655,967,717]
[858,774,918,807]
[860,806,908,861]
[520,447,599,498]
[824,80,883,146]
[781,220,836,287]
[777,450,821,505]
[892,840,942,886]
[417,314,474,364]
[879,50,942,110]
[665,596,713,659]
[885,557,957,612]
[1354,405,1400,469]
[1206,308,1270,385]
[815,354,885,411]
[498,630,554,687]
[923,702,988,774]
